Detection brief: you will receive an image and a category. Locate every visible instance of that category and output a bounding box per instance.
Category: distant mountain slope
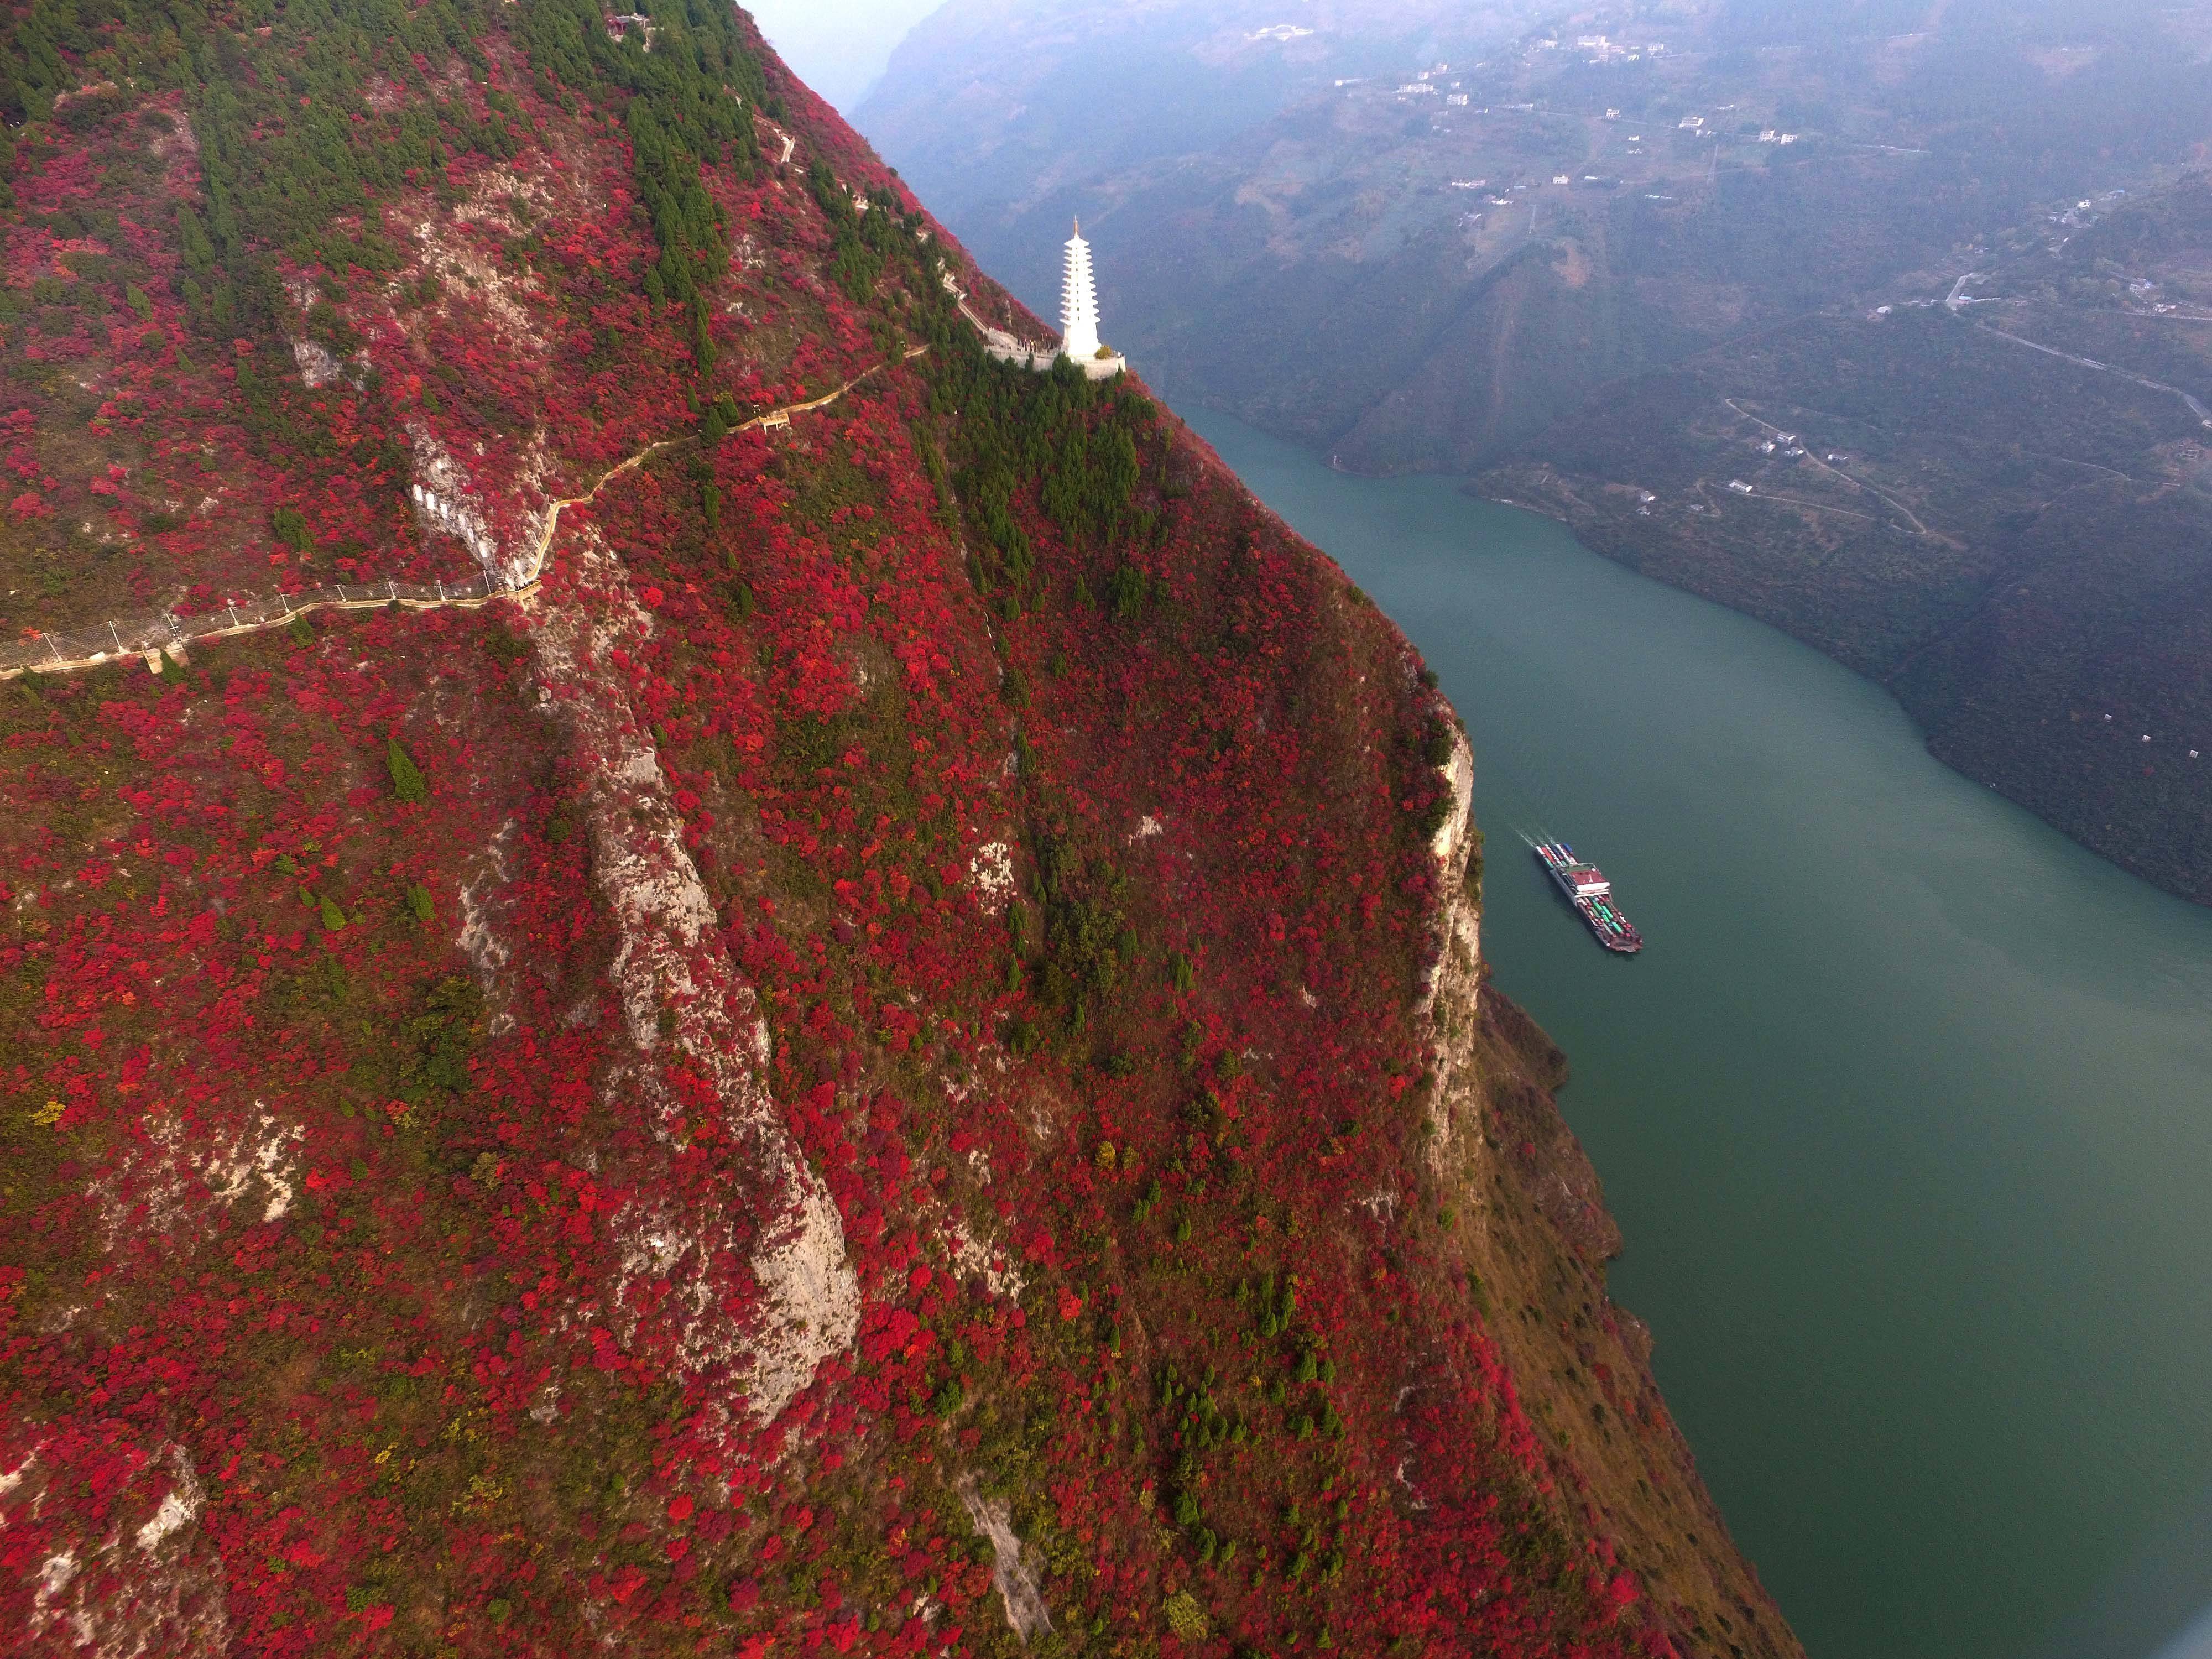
[858,0,1557,299]
[867,0,2212,467]
[1485,178,2212,904]
[0,1,1798,1655]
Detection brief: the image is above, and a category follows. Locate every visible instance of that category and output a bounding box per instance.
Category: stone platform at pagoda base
[980,334,1053,371]
[979,332,1127,379]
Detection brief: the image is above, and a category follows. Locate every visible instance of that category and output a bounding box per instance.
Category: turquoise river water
[1184,410,2212,1659]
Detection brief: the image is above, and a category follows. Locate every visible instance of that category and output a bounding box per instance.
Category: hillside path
[2,349,926,684]
[1721,398,1956,544]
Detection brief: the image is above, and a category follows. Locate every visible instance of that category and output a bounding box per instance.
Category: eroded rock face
[956,1476,1053,1641]
[527,528,859,1426]
[1,1432,229,1658]
[1417,925,1798,1657]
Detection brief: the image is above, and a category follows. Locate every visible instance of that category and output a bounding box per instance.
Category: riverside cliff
[0,3,1795,1655]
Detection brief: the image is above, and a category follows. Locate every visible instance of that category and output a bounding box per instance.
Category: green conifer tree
[386,737,429,803]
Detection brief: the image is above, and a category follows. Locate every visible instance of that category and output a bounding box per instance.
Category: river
[1182,410,2212,1659]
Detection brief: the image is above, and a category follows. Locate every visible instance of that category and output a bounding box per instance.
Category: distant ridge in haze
[747,0,946,110]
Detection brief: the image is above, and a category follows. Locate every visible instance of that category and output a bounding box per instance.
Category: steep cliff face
[1418,835,1800,1659]
[0,5,1792,1656]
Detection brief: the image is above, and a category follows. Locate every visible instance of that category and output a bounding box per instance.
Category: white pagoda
[1058,220,1125,379]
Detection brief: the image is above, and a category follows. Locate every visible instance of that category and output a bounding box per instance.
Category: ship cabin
[1566,866,1612,896]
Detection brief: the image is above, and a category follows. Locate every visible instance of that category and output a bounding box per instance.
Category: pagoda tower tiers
[1058,220,1126,380]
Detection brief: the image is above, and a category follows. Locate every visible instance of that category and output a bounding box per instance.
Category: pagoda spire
[1060,218,1102,362]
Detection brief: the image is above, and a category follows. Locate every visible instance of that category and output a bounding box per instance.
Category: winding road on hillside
[4,99,1030,689]
[1973,321,2212,426]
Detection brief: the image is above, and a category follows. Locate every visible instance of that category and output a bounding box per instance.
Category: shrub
[385,737,429,803]
[1107,564,1147,621]
[399,978,481,1106]
[1164,1590,1209,1641]
[271,505,310,552]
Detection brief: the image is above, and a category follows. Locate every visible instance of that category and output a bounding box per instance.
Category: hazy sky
[746,0,951,112]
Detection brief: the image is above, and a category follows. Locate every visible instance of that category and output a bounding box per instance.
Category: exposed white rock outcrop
[1420,727,1484,1167]
[1429,724,1476,865]
[87,1106,304,1249]
[406,425,509,580]
[956,1477,1053,1641]
[530,526,859,1423]
[289,336,345,390]
[8,1442,229,1657]
[968,841,1015,912]
[949,1218,1025,1300]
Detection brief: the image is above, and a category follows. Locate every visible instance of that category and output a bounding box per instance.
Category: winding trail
[1721,397,1955,544]
[1,349,925,684]
[509,351,922,588]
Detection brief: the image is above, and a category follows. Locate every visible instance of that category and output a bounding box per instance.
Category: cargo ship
[1533,842,1643,954]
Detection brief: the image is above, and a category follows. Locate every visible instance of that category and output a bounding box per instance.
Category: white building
[1059,222,1125,380]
